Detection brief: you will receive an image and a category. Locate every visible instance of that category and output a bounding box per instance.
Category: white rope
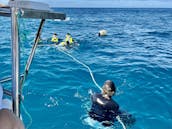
[21,102,32,129]
[116,115,127,129]
[57,48,102,91]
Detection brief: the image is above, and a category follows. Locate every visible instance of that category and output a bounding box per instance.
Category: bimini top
[0,0,66,20]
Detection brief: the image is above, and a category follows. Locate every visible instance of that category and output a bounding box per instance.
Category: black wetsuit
[89,93,119,123]
[89,93,135,126]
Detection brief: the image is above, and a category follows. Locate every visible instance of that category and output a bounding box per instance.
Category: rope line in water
[116,115,127,129]
[57,47,126,129]
[57,48,102,91]
[21,102,32,129]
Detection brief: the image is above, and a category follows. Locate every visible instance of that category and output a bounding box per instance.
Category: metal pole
[26,19,45,72]
[0,74,24,83]
[11,7,20,117]
[20,19,45,89]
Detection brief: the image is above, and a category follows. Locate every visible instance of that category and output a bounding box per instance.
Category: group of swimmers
[51,33,75,47]
[50,30,107,47]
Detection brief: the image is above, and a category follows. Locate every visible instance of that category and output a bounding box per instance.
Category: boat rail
[0,0,66,117]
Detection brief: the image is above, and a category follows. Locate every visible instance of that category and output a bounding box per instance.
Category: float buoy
[98,30,107,36]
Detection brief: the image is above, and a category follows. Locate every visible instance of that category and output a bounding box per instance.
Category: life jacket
[51,36,58,43]
[65,35,73,44]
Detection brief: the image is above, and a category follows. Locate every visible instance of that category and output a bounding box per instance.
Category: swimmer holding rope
[89,80,135,127]
[58,33,79,48]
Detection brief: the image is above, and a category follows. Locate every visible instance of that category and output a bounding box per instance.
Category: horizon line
[51,7,172,9]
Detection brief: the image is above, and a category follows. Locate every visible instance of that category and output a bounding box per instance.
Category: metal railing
[0,0,66,117]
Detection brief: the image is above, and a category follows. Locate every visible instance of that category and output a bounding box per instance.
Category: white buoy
[98,30,107,36]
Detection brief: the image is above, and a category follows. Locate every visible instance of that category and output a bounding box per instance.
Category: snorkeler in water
[51,33,59,43]
[59,33,77,48]
[89,80,135,126]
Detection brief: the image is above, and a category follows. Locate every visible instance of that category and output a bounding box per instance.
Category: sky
[0,0,172,8]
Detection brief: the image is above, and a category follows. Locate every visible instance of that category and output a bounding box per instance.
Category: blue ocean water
[0,8,172,129]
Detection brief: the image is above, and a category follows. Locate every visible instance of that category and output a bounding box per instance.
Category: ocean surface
[0,8,172,129]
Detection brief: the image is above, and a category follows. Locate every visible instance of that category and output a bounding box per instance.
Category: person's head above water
[102,80,116,97]
[66,33,71,37]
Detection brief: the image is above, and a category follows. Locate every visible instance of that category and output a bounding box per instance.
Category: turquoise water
[0,8,172,129]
